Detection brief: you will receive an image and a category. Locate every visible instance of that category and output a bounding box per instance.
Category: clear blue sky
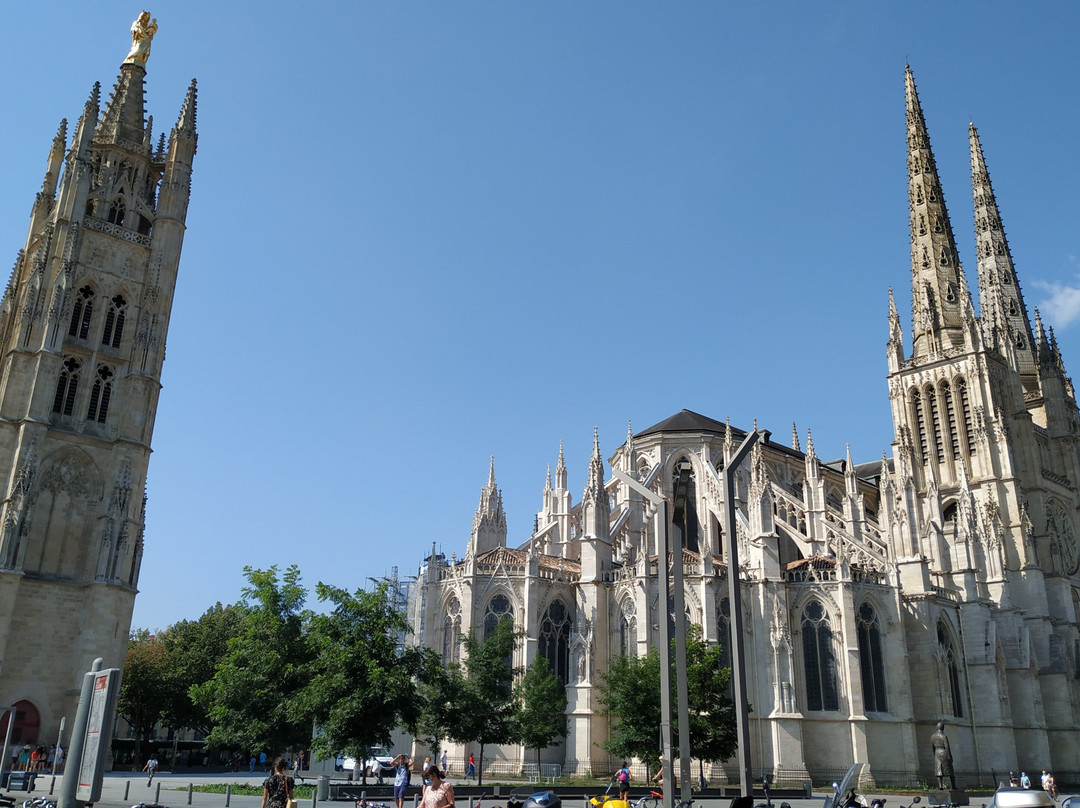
[2,2,1079,632]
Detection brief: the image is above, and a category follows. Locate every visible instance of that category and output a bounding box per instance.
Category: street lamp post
[0,705,15,788]
[724,430,763,797]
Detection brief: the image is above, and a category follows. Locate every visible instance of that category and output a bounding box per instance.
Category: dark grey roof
[636,409,743,439]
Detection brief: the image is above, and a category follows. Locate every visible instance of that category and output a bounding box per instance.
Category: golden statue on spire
[124,11,158,65]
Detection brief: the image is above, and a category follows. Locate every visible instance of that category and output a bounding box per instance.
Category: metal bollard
[125,780,131,800]
[226,783,232,806]
[311,788,317,808]
[156,781,161,803]
[49,776,55,795]
[189,782,194,804]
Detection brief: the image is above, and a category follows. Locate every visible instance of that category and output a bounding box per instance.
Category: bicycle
[632,790,664,808]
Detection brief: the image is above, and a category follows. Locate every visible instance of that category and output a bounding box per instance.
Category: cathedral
[408,67,1080,784]
[0,17,194,744]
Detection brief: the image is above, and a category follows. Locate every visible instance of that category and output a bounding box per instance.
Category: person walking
[1020,772,1031,789]
[392,754,412,808]
[616,761,631,801]
[293,752,305,783]
[466,754,475,779]
[421,765,454,808]
[143,753,159,786]
[440,750,447,775]
[261,758,295,808]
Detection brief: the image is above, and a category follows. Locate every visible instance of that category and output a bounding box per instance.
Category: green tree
[597,645,662,766]
[118,629,169,763]
[158,602,244,736]
[302,582,440,781]
[431,617,518,787]
[515,656,567,768]
[192,566,313,756]
[597,626,737,778]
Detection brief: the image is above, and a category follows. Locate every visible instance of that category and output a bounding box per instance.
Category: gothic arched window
[68,286,94,340]
[717,596,733,672]
[102,295,126,349]
[107,197,126,226]
[856,602,887,712]
[619,600,637,658]
[539,598,572,683]
[671,458,700,553]
[937,619,963,717]
[86,365,114,423]
[442,598,461,664]
[483,593,513,638]
[52,356,80,416]
[802,599,839,711]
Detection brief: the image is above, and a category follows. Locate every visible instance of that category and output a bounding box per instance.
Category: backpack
[618,768,629,783]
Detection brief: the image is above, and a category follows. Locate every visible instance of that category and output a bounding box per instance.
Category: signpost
[58,659,122,808]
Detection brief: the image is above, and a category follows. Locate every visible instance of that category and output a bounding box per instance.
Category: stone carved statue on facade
[930,721,956,790]
[125,11,158,65]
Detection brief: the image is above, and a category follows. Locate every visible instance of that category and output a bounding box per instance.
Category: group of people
[260,754,456,808]
[614,756,667,801]
[9,744,62,773]
[1007,770,1058,799]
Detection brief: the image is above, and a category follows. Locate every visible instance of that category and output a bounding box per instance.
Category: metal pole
[656,500,674,808]
[52,717,65,778]
[724,431,761,797]
[610,468,673,808]
[0,705,14,789]
[670,464,692,805]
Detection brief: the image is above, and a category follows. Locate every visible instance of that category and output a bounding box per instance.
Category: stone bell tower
[0,13,196,742]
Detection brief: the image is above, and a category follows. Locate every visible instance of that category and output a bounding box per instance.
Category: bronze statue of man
[930,721,956,790]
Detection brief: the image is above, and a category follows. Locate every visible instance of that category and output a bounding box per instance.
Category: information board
[76,668,120,802]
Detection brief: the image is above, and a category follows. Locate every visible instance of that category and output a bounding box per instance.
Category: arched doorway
[0,700,40,745]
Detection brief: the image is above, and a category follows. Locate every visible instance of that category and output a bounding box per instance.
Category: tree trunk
[477,744,485,788]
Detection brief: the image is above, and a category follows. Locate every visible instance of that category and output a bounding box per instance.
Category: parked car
[341,747,395,780]
[986,789,1054,808]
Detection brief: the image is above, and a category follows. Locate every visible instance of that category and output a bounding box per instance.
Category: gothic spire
[791,422,801,453]
[97,63,149,149]
[470,456,506,555]
[906,66,968,360]
[173,78,198,143]
[970,123,1037,381]
[555,440,567,489]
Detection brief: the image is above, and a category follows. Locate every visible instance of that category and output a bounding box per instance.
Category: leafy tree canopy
[515,655,567,764]
[118,629,169,745]
[158,602,245,735]
[597,625,737,768]
[192,565,313,755]
[303,582,441,761]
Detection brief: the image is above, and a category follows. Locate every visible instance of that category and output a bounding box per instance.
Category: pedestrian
[422,757,432,786]
[466,754,475,779]
[260,751,268,773]
[54,746,64,774]
[261,758,295,808]
[1010,772,1019,787]
[143,753,159,786]
[1047,773,1058,800]
[250,756,256,773]
[1020,772,1031,789]
[392,754,412,808]
[294,752,305,783]
[616,761,631,801]
[422,765,454,808]
[440,750,447,775]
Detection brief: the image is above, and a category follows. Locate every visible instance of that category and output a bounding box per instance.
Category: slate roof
[636,409,743,439]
